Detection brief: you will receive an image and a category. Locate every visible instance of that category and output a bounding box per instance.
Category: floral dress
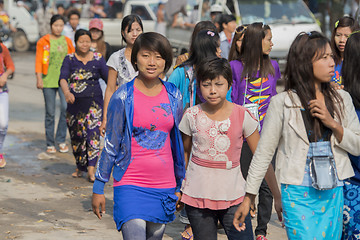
[59,52,108,171]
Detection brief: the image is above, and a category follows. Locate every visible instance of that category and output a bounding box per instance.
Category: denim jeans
[186,204,254,240]
[42,88,67,147]
[0,92,8,152]
[121,218,166,240]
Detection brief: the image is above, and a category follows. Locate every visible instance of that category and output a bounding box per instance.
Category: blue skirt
[113,185,178,231]
[343,181,360,239]
[281,184,343,240]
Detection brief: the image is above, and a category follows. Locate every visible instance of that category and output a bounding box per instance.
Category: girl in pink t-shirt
[179,57,281,239]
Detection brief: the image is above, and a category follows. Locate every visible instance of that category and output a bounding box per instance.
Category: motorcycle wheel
[13,30,30,52]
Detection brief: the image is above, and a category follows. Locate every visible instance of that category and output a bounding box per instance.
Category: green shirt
[43,36,68,88]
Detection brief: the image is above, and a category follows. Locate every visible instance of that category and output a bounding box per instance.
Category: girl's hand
[65,91,75,104]
[175,192,184,211]
[92,193,106,219]
[99,120,106,137]
[330,82,343,90]
[308,99,338,129]
[233,195,253,232]
[36,78,43,89]
[0,74,7,87]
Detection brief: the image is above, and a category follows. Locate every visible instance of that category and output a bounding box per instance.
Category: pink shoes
[0,154,6,168]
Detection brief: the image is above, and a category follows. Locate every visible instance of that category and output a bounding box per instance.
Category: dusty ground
[0,51,287,239]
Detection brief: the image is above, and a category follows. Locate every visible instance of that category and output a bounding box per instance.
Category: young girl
[99,14,143,137]
[169,29,231,111]
[91,32,185,240]
[234,31,360,240]
[0,41,15,168]
[228,24,247,62]
[59,29,108,182]
[169,27,224,239]
[35,14,75,154]
[179,57,281,240]
[341,30,360,239]
[89,18,112,61]
[330,16,358,86]
[230,22,281,240]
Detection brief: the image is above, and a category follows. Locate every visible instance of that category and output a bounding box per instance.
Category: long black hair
[284,31,343,139]
[342,31,360,109]
[239,22,275,80]
[183,29,220,68]
[121,14,143,43]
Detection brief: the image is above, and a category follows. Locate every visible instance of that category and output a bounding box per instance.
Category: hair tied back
[207,31,215,37]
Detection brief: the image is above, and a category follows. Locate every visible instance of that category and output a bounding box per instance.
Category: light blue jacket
[93,79,186,194]
[168,65,232,110]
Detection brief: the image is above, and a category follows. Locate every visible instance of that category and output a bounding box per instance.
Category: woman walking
[35,14,75,154]
[0,40,15,168]
[92,32,185,239]
[234,31,360,240]
[59,29,108,182]
[341,30,360,239]
[99,14,143,136]
[230,22,280,240]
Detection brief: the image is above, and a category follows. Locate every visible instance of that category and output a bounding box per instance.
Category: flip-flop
[71,169,83,178]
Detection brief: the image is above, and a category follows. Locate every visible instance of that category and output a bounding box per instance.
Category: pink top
[114,85,176,188]
[179,104,258,210]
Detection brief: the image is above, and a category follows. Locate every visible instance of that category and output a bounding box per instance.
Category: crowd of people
[0,0,360,239]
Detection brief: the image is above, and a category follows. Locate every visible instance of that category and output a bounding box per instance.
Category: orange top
[35,34,74,75]
[0,43,15,74]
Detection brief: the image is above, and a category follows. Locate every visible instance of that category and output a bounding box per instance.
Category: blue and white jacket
[93,79,186,194]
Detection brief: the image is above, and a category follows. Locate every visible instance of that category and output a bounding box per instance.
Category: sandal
[59,143,69,153]
[0,154,6,168]
[181,225,193,240]
[72,169,83,178]
[46,146,56,154]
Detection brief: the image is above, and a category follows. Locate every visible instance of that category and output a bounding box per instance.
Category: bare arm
[100,67,118,136]
[181,133,192,169]
[36,72,43,89]
[59,78,75,104]
[0,68,14,87]
[233,129,282,232]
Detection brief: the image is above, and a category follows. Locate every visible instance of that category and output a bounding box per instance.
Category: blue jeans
[0,92,8,152]
[186,204,254,240]
[121,218,166,240]
[42,88,67,147]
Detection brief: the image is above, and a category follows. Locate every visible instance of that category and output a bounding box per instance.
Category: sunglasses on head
[235,25,248,34]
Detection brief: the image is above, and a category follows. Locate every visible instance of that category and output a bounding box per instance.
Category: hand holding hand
[92,193,106,220]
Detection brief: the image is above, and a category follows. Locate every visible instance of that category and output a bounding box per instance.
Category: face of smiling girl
[136,49,165,81]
